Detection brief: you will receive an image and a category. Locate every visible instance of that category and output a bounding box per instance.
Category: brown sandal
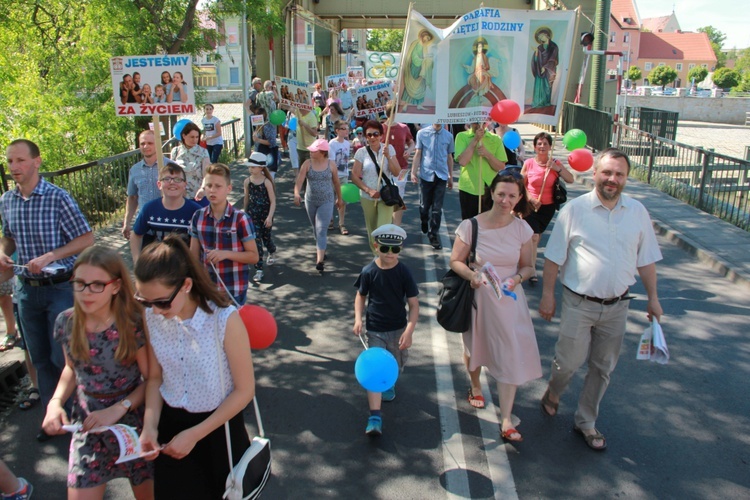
[541,388,558,416]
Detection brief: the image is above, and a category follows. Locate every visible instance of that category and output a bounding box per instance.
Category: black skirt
[155,403,251,500]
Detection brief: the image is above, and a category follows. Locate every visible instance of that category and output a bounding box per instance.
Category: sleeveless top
[246,179,272,225]
[305,161,335,205]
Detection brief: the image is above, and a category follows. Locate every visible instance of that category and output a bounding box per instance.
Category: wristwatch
[120,399,132,412]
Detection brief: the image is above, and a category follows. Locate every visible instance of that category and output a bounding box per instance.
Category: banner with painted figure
[366,51,401,81]
[326,73,348,90]
[275,76,314,111]
[354,81,394,119]
[110,55,196,116]
[396,8,576,126]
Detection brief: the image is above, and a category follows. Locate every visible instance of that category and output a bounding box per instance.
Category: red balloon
[489,99,521,125]
[238,304,277,350]
[568,148,594,172]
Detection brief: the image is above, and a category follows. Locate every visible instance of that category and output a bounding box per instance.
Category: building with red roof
[637,32,717,87]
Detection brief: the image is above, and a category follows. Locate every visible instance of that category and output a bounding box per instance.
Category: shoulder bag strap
[366,145,394,187]
[469,217,478,265]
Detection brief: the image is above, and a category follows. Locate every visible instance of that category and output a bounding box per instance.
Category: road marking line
[428,217,518,500]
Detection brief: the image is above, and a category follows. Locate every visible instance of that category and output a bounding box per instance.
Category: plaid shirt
[0,179,92,278]
[189,203,255,297]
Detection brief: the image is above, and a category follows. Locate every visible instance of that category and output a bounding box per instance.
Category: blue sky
[637,0,748,49]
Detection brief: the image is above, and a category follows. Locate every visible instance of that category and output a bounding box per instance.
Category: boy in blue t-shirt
[353,224,419,436]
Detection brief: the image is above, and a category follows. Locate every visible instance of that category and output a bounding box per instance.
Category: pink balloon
[489,100,521,125]
[568,149,594,172]
[239,304,277,350]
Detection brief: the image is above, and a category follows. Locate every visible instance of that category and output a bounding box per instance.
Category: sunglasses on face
[497,168,523,179]
[134,279,184,309]
[366,131,381,138]
[70,277,118,293]
[378,244,402,254]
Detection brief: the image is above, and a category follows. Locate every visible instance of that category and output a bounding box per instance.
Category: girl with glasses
[42,246,154,498]
[134,235,255,499]
[351,120,402,253]
[449,173,541,443]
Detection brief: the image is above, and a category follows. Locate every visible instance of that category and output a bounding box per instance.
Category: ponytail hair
[134,234,230,313]
[69,246,145,364]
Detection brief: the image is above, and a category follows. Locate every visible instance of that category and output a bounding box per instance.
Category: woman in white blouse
[134,235,255,499]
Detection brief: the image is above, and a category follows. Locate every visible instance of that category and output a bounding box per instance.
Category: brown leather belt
[564,286,632,306]
[18,272,73,287]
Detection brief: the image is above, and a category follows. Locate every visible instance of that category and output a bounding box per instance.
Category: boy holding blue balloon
[353,224,419,436]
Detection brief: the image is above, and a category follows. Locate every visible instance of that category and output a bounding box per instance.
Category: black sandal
[19,388,41,410]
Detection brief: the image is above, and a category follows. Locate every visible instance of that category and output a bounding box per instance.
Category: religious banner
[326,73,348,90]
[354,81,394,119]
[366,51,401,81]
[110,55,196,116]
[274,76,314,111]
[395,8,576,126]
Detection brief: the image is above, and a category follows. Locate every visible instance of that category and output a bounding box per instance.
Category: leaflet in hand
[636,319,669,364]
[480,263,517,301]
[62,424,154,463]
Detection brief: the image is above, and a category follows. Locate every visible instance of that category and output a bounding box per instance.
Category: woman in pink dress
[449,171,542,442]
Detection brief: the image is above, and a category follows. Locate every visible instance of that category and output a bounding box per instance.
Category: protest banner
[110,55,196,117]
[347,66,365,85]
[275,76,314,111]
[395,8,576,126]
[354,81,394,119]
[326,73,348,90]
[366,51,401,80]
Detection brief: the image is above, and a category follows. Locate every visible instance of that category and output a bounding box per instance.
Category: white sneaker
[267,254,275,265]
[253,270,264,283]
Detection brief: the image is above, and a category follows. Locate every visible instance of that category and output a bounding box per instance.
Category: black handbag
[366,146,404,208]
[437,218,478,333]
[553,177,567,208]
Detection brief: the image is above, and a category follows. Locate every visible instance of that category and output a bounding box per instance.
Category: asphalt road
[1,161,749,499]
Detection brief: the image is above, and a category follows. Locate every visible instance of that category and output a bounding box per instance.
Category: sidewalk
[515,123,750,290]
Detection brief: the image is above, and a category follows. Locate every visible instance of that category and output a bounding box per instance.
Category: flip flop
[468,388,486,409]
[340,225,349,235]
[501,427,523,442]
[19,388,41,410]
[541,388,558,416]
[574,426,607,451]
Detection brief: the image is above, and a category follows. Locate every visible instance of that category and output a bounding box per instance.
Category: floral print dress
[54,309,154,489]
[171,143,209,199]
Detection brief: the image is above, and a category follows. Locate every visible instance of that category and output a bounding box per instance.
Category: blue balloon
[172,119,193,140]
[288,116,297,131]
[350,119,356,129]
[354,347,399,393]
[503,130,522,150]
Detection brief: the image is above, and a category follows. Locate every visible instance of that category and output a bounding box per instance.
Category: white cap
[371,224,407,246]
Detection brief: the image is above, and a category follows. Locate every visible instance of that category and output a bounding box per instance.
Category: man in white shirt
[538,148,663,451]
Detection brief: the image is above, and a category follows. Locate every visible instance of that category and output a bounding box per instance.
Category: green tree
[627,66,642,82]
[367,29,404,53]
[712,67,741,89]
[687,66,709,85]
[0,0,284,170]
[697,26,727,68]
[734,47,750,75]
[648,65,678,89]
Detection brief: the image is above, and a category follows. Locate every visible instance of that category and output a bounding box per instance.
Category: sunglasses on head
[378,244,401,254]
[366,131,381,138]
[497,168,523,179]
[134,279,184,309]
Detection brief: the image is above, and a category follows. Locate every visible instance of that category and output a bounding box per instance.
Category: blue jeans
[419,177,447,237]
[206,144,223,164]
[14,280,74,406]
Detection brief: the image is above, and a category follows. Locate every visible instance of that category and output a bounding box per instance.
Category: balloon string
[358,333,368,350]
[209,261,242,309]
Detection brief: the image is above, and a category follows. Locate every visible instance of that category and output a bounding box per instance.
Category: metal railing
[0,119,243,228]
[614,123,750,231]
[561,102,613,152]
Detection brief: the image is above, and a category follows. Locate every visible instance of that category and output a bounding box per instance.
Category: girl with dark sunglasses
[134,235,256,499]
